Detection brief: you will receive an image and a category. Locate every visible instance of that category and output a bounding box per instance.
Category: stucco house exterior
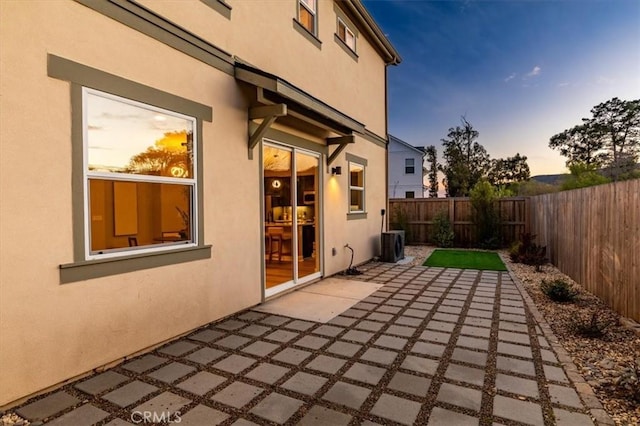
[388,134,426,198]
[0,0,400,407]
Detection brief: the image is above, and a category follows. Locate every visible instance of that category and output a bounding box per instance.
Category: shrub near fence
[529,179,640,322]
[389,197,528,247]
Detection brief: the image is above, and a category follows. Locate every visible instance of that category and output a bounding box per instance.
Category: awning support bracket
[248,103,287,159]
[326,135,355,169]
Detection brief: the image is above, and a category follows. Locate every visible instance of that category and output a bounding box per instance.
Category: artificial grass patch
[423,249,507,271]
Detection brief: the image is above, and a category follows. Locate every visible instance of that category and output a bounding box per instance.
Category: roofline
[388,134,426,156]
[340,0,402,65]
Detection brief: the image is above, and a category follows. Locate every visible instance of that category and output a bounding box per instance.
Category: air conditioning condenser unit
[381,231,405,263]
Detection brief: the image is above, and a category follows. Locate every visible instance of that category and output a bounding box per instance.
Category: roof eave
[341,0,402,65]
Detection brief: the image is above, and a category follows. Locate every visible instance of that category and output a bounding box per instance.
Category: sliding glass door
[263,142,321,296]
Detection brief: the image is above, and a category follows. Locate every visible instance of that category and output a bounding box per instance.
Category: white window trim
[405,158,415,174]
[348,160,366,213]
[337,17,356,51]
[82,88,198,261]
[299,0,317,34]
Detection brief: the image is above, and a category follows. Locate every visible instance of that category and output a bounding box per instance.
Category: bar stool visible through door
[267,227,292,262]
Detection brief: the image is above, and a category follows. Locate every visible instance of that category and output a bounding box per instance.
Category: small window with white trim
[298,0,317,34]
[405,158,415,174]
[84,88,197,259]
[349,161,365,213]
[337,17,356,51]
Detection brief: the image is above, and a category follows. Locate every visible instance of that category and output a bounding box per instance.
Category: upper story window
[298,0,317,35]
[405,158,415,174]
[405,191,415,199]
[337,17,356,51]
[349,161,365,213]
[84,89,197,259]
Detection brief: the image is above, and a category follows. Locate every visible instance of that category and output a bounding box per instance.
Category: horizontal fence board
[389,197,528,247]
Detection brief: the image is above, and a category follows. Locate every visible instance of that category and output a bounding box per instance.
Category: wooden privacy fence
[389,197,529,247]
[529,179,640,322]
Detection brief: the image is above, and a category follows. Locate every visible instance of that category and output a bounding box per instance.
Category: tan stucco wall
[136,0,388,137]
[0,0,389,406]
[0,1,262,406]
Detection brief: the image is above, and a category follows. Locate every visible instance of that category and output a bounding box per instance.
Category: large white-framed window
[298,0,317,35]
[337,17,356,51]
[348,161,365,213]
[405,158,415,174]
[83,88,197,260]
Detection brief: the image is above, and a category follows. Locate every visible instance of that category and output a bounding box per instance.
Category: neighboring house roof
[388,134,426,156]
[340,0,402,65]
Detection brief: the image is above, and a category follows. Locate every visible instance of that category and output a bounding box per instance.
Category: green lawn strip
[423,249,507,271]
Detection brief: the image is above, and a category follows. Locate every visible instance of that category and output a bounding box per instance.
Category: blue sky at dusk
[364,0,640,176]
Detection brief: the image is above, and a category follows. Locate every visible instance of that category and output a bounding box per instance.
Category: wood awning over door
[235,62,361,164]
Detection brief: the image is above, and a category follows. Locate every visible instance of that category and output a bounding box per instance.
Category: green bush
[470,179,501,248]
[432,211,454,247]
[510,233,547,271]
[391,206,412,243]
[540,279,577,302]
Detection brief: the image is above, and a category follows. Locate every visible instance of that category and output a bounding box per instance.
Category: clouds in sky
[505,66,542,83]
[364,0,640,176]
[526,66,541,78]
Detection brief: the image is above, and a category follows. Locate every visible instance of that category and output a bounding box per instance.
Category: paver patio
[11,263,605,425]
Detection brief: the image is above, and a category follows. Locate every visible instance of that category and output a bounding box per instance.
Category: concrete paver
[281,372,327,396]
[371,393,421,425]
[102,381,157,408]
[210,382,263,408]
[9,263,605,425]
[74,371,128,396]
[45,404,109,426]
[15,392,80,422]
[388,371,431,397]
[322,381,371,410]
[437,382,482,411]
[249,393,304,423]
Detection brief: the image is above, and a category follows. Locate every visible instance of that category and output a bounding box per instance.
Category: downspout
[384,65,389,236]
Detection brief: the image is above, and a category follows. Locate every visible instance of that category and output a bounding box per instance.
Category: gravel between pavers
[499,251,640,426]
[4,245,633,426]
[404,245,639,426]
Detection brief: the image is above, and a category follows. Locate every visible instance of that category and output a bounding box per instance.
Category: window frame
[405,158,415,174]
[405,191,415,199]
[82,88,199,261]
[348,160,366,214]
[48,54,213,283]
[337,17,356,52]
[298,0,317,35]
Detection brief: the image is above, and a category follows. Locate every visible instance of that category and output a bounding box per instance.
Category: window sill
[334,34,358,62]
[293,19,322,50]
[347,212,368,220]
[59,245,212,284]
[200,0,232,19]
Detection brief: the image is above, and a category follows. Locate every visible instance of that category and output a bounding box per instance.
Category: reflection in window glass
[298,0,316,34]
[86,92,194,178]
[337,18,356,51]
[84,88,197,258]
[89,180,192,253]
[349,162,365,212]
[405,158,415,174]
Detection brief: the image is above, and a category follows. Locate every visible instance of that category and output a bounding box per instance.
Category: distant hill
[530,174,566,185]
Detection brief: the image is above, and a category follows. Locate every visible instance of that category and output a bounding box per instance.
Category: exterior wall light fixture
[331,166,342,175]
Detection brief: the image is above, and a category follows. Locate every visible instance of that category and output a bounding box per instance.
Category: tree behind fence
[529,179,640,322]
[388,197,528,247]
